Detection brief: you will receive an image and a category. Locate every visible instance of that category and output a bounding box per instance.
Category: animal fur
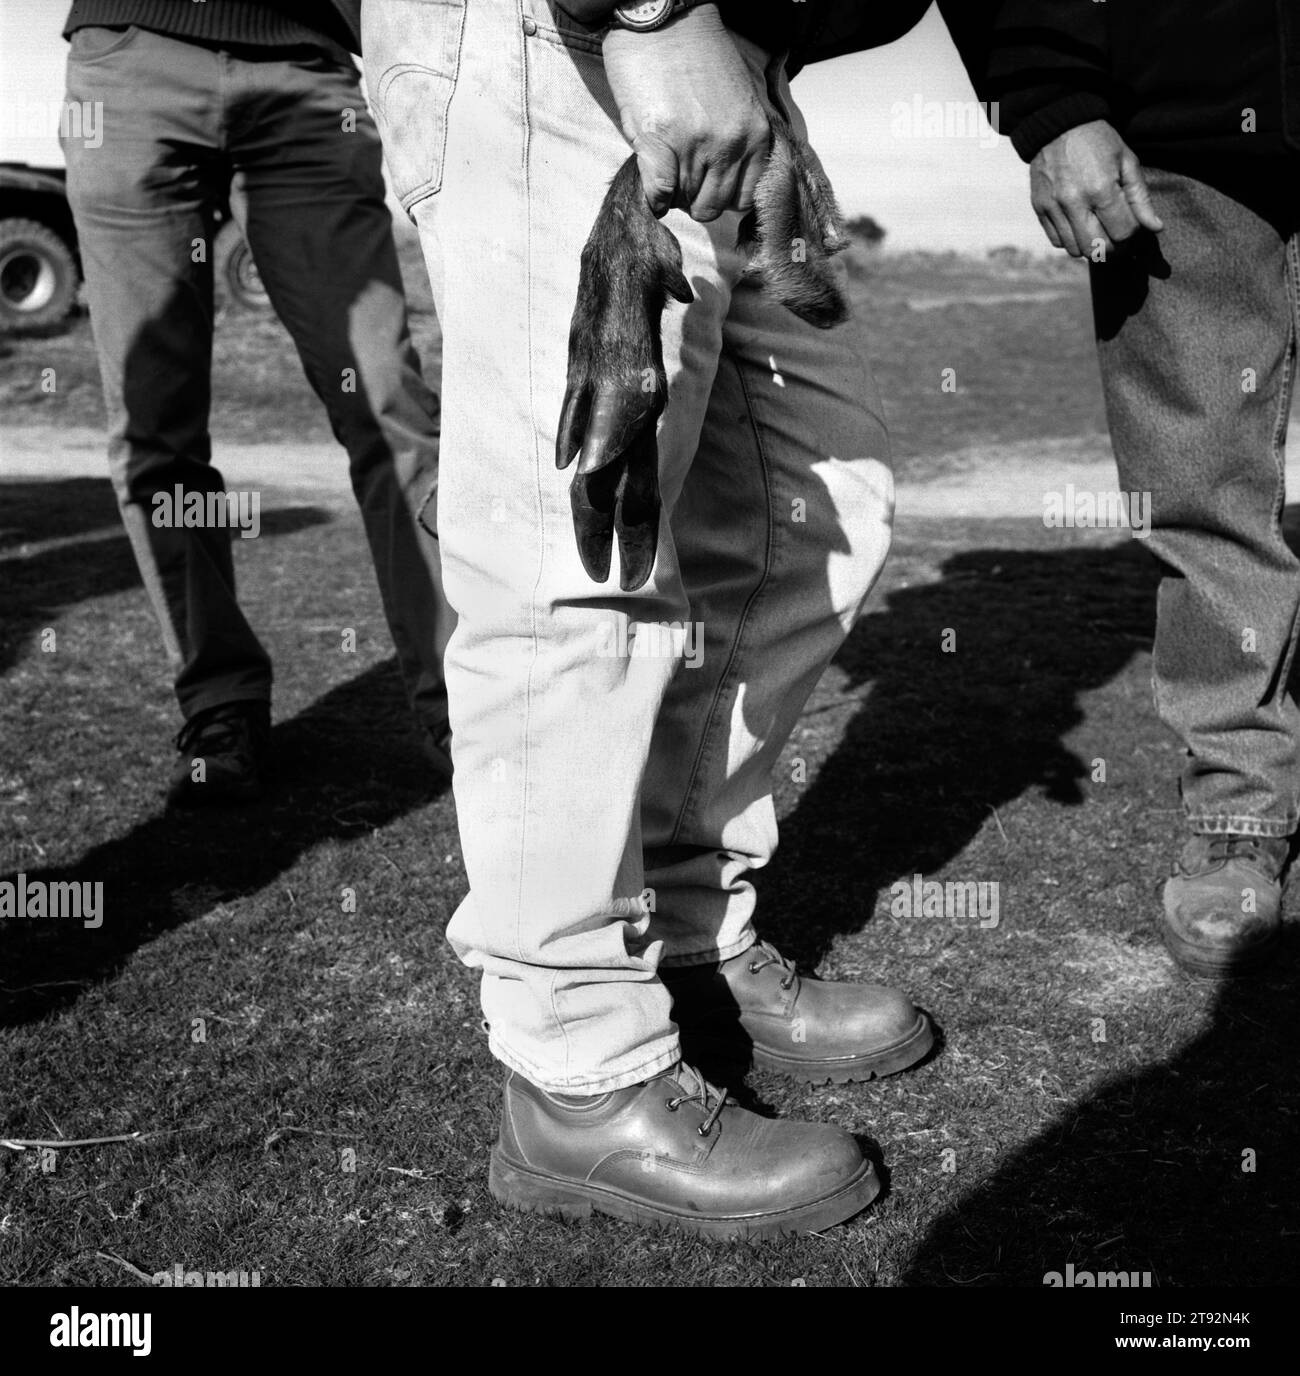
[558,121,850,591]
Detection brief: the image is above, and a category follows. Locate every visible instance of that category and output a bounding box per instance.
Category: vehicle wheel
[214,219,271,312]
[0,218,78,330]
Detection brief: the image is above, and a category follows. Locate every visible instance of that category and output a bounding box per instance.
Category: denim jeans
[1091,166,1300,838]
[62,25,454,732]
[362,0,895,1092]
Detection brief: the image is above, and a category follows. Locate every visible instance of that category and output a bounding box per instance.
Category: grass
[1,246,1297,1289]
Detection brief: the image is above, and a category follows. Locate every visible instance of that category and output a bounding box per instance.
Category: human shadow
[901,934,1300,1286]
[667,528,1164,1084]
[755,518,1300,1286]
[761,532,1163,968]
[0,475,122,548]
[0,477,332,674]
[0,656,449,1027]
[869,522,1300,1287]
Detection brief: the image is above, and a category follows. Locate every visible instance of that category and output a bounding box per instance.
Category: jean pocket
[366,0,467,213]
[68,24,141,62]
[522,1,605,54]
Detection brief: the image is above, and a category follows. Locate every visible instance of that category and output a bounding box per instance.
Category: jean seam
[658,933,756,969]
[1268,234,1300,700]
[523,1,605,53]
[524,25,604,54]
[67,24,144,63]
[668,349,775,844]
[1265,234,1298,548]
[519,3,573,1078]
[489,1030,680,1095]
[371,1,467,209]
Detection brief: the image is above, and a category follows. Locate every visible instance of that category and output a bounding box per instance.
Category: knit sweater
[62,0,360,57]
[987,0,1298,166]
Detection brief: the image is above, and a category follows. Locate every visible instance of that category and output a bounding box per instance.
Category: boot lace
[1205,835,1266,864]
[746,940,798,992]
[1177,834,1290,884]
[664,1065,729,1138]
[176,712,246,757]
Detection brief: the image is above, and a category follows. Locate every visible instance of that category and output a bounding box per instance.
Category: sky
[795,9,1045,251]
[0,3,1045,252]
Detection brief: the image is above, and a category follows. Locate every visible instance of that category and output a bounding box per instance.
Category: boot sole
[488,1148,880,1239]
[749,1012,935,1085]
[1161,925,1279,979]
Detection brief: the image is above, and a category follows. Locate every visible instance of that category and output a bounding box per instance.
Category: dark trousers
[62,24,454,731]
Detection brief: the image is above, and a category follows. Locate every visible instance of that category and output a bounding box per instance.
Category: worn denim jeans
[62,25,453,733]
[1091,165,1300,839]
[362,0,895,1092]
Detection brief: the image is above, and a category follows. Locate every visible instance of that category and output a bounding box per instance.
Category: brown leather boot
[662,940,933,1084]
[1162,833,1290,976]
[488,1062,878,1239]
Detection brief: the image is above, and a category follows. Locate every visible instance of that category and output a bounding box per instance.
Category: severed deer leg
[557,116,851,592]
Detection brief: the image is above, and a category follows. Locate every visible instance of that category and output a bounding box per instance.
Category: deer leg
[556,155,692,591]
[559,128,851,591]
[738,116,851,328]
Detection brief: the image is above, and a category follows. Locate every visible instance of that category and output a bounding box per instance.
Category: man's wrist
[561,1,720,32]
[1010,94,1113,163]
[610,1,705,32]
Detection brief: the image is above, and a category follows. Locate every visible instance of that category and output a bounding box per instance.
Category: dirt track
[5,423,1300,523]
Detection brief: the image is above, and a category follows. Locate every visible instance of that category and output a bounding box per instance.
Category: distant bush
[987,244,1034,269]
[845,214,886,248]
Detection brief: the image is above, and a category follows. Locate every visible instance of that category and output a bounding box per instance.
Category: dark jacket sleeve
[332,0,362,53]
[935,0,1002,106]
[983,0,1112,161]
[790,0,933,71]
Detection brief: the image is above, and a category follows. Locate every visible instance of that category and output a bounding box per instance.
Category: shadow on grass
[0,655,447,1027]
[763,535,1162,967]
[758,523,1300,1287]
[6,488,1297,1280]
[902,936,1300,1286]
[0,477,332,673]
[0,475,129,549]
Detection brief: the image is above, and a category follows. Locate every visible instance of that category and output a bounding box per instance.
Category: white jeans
[363,0,895,1093]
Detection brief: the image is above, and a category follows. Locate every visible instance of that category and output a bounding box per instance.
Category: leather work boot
[488,1062,879,1239]
[166,700,271,807]
[1162,833,1291,976]
[661,940,933,1085]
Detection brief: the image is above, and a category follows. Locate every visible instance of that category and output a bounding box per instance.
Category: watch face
[616,0,675,31]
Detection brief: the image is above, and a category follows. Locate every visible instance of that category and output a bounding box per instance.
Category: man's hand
[603,4,770,222]
[1030,120,1164,258]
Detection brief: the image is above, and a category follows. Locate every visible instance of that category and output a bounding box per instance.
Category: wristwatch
[611,0,705,33]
